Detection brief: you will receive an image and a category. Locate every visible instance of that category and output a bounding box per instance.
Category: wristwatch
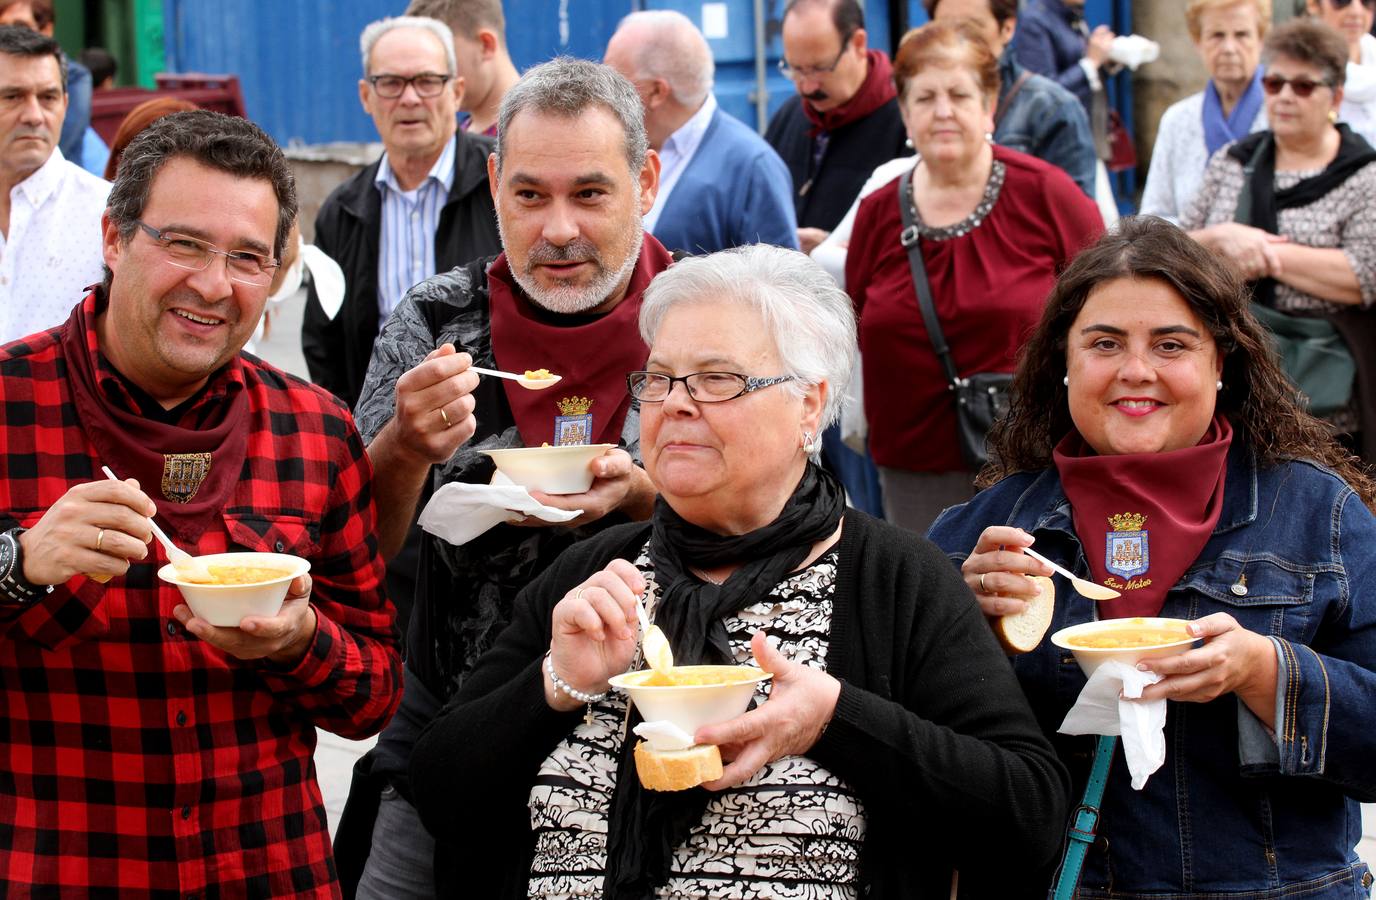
[0,528,51,606]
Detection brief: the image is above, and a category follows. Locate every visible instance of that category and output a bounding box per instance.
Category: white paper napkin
[633,720,695,751]
[417,471,582,546]
[1110,35,1161,71]
[1058,660,1166,789]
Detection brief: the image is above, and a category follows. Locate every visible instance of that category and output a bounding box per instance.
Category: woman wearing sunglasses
[1182,19,1376,450]
[1308,0,1376,143]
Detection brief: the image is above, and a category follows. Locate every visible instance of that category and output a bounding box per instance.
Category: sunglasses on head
[1261,74,1331,97]
[1327,0,1376,9]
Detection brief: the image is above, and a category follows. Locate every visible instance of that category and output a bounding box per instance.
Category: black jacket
[764,93,911,232]
[301,130,501,409]
[410,511,1070,899]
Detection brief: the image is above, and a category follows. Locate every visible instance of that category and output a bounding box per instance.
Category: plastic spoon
[470,366,562,390]
[636,592,674,676]
[1022,545,1120,600]
[101,466,214,583]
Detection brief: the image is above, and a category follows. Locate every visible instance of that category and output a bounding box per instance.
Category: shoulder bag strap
[898,168,963,389]
[993,70,1035,127]
[1050,734,1118,900]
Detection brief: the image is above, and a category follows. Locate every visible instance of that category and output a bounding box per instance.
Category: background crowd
[0,0,1373,898]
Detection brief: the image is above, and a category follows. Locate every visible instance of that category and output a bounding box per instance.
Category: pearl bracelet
[544,651,609,704]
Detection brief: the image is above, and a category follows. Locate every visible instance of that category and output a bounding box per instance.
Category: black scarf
[1229,123,1376,308]
[602,463,846,898]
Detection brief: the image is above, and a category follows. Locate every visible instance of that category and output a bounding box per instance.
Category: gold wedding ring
[95,528,105,552]
[439,408,452,429]
[979,573,988,594]
[573,587,587,601]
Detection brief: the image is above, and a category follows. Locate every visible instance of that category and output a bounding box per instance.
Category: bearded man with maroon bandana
[338,57,671,897]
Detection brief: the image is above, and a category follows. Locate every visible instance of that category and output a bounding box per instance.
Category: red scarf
[802,49,898,137]
[486,235,673,447]
[60,292,250,543]
[1053,416,1233,619]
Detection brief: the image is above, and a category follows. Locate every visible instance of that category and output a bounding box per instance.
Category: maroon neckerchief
[486,235,673,447]
[802,49,897,137]
[60,291,250,543]
[1053,416,1233,619]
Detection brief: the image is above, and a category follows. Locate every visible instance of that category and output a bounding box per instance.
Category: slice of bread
[633,740,723,791]
[994,575,1055,655]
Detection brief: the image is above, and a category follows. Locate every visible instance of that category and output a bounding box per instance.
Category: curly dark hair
[978,216,1376,510]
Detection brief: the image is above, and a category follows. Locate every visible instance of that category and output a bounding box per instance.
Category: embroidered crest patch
[161,452,212,504]
[1105,512,1148,580]
[554,396,594,446]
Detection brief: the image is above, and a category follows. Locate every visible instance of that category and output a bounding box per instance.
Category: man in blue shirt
[603,10,798,254]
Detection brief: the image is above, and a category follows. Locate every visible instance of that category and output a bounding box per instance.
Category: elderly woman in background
[1183,19,1376,449]
[929,217,1376,899]
[1308,0,1376,142]
[410,245,1068,899]
[845,20,1101,533]
[1140,0,1270,221]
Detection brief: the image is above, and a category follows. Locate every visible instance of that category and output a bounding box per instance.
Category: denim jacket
[995,53,1096,199]
[928,440,1376,899]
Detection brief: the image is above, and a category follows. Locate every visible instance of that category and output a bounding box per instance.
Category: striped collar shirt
[644,94,716,234]
[373,135,456,329]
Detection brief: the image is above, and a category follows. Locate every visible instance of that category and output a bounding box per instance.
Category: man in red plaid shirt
[0,110,401,897]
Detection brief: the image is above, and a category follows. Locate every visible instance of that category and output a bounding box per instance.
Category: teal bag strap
[1051,734,1118,900]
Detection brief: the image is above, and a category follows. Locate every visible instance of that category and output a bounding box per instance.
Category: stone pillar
[1132,3,1209,177]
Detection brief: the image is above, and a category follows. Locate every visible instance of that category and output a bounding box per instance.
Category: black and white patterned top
[527,543,865,899]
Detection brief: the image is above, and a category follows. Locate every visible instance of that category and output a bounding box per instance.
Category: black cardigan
[409,512,1070,898]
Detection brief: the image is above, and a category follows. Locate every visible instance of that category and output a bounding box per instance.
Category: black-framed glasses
[777,32,855,81]
[1261,74,1331,98]
[1326,0,1376,10]
[135,221,279,286]
[627,371,795,403]
[366,72,453,99]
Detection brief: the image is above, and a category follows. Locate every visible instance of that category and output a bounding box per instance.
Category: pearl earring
[1216,380,1224,391]
[1063,375,1069,387]
[801,430,817,454]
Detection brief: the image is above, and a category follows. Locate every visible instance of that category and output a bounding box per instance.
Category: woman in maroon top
[846,20,1102,532]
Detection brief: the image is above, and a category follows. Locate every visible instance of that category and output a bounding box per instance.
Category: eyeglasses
[1326,0,1376,10]
[1260,74,1332,97]
[626,371,795,403]
[366,72,453,99]
[777,32,855,81]
[135,221,279,286]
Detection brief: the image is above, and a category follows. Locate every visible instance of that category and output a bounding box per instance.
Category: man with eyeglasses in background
[765,0,910,256]
[0,108,399,897]
[0,25,108,343]
[302,15,499,412]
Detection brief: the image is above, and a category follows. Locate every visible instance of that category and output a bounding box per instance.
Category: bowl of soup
[1050,617,1199,677]
[481,443,617,495]
[608,665,772,736]
[157,551,311,627]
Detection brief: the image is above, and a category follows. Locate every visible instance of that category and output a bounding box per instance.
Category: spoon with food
[100,466,214,583]
[469,366,562,390]
[1021,546,1120,601]
[636,592,675,678]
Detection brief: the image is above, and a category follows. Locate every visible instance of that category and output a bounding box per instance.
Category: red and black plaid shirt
[0,295,400,898]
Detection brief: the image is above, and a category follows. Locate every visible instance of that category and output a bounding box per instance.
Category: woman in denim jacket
[928,216,1376,899]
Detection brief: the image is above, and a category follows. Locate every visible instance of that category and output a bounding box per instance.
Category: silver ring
[979,573,988,594]
[573,587,587,601]
[439,408,452,429]
[95,528,105,552]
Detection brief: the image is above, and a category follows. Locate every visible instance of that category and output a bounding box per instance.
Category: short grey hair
[359,16,457,76]
[495,57,648,177]
[614,10,715,108]
[639,245,857,430]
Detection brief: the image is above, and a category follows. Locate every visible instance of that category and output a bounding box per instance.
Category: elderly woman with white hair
[409,244,1068,899]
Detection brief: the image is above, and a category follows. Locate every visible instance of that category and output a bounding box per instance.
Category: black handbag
[898,169,1012,470]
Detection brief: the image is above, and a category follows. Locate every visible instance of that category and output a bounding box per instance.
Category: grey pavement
[250,290,1376,854]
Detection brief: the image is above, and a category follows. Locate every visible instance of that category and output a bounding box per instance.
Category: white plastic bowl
[157,551,311,627]
[1050,617,1199,678]
[608,666,772,736]
[481,443,616,495]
